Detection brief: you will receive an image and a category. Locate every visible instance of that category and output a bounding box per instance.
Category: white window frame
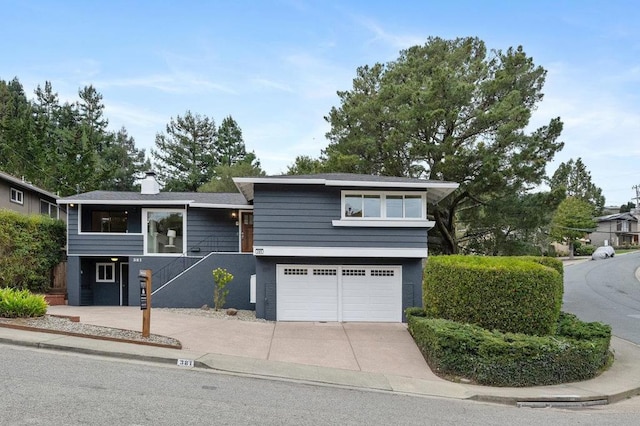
[40,199,59,219]
[78,205,138,235]
[96,263,116,283]
[10,188,23,205]
[340,190,427,220]
[142,208,187,256]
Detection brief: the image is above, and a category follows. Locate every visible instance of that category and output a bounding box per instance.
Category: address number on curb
[177,359,194,367]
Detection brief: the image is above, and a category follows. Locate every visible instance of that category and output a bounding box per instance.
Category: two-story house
[57,172,458,322]
[589,212,639,247]
[0,170,65,221]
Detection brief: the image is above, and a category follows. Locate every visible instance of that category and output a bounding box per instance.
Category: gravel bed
[0,315,180,347]
[154,308,268,322]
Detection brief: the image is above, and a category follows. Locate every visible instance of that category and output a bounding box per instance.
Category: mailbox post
[138,269,151,337]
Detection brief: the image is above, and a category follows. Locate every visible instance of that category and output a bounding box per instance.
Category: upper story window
[81,209,128,233]
[40,199,59,219]
[342,191,426,220]
[144,209,185,255]
[10,188,23,205]
[617,220,630,232]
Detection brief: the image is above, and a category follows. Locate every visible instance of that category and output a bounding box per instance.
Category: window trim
[340,190,427,220]
[40,199,59,219]
[78,205,140,235]
[96,262,116,283]
[142,208,187,256]
[10,188,23,205]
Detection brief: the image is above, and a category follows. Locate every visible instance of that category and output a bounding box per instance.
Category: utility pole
[633,185,640,209]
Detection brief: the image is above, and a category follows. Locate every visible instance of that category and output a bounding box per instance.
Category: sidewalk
[1,306,640,406]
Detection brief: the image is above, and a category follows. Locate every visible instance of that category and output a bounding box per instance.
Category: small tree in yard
[212,268,234,311]
[550,197,596,259]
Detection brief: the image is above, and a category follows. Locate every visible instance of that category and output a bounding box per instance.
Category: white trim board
[254,246,427,258]
[332,220,435,228]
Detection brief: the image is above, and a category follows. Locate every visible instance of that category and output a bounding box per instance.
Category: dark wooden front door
[241,212,254,253]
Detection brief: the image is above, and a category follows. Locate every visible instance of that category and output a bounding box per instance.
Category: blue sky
[2,0,639,206]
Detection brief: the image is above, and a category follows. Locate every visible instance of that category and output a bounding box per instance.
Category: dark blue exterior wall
[151,253,256,309]
[66,205,240,256]
[255,256,423,322]
[253,184,428,249]
[187,208,239,254]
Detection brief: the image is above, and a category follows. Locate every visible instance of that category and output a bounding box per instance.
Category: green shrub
[212,268,234,311]
[518,256,563,277]
[0,209,65,292]
[423,256,563,336]
[406,309,611,387]
[575,244,595,256]
[0,287,48,318]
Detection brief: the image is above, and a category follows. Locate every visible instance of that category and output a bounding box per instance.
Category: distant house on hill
[588,211,639,247]
[0,170,65,222]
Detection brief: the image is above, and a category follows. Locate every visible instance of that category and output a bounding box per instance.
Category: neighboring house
[588,212,639,247]
[57,172,458,322]
[0,170,66,222]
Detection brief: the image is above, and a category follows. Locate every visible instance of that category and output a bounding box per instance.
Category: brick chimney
[141,171,160,195]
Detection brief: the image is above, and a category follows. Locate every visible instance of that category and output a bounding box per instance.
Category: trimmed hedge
[0,209,65,292]
[406,309,611,387]
[0,287,48,318]
[423,256,563,336]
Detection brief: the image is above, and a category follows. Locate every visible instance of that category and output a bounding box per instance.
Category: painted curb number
[177,359,194,367]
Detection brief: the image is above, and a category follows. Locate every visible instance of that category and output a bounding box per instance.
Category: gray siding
[187,208,239,253]
[67,205,239,256]
[0,179,65,221]
[255,257,423,322]
[253,184,428,249]
[67,206,143,255]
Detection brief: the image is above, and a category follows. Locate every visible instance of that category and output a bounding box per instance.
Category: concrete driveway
[45,306,436,380]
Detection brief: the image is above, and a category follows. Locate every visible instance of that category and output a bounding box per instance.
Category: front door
[241,212,254,253]
[120,263,129,306]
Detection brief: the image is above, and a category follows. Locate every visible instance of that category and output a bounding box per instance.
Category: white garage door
[277,265,402,322]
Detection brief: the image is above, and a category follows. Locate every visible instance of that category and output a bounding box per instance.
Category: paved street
[563,252,640,344]
[2,344,640,426]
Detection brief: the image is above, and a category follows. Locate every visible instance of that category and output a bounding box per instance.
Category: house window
[10,188,23,205]
[144,209,185,255]
[617,221,630,232]
[342,191,426,220]
[96,263,115,282]
[80,209,129,233]
[40,200,59,219]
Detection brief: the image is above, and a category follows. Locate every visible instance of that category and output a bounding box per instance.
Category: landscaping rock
[226,308,238,316]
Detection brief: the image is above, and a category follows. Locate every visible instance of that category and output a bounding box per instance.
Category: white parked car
[592,246,615,260]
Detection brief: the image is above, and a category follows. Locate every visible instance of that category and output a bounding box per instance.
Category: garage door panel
[342,266,402,322]
[277,265,402,322]
[277,266,339,321]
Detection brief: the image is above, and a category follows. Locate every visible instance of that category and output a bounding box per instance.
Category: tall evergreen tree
[199,152,265,192]
[0,78,36,179]
[77,85,109,152]
[549,158,605,215]
[99,127,150,191]
[323,37,564,253]
[217,115,246,166]
[151,110,218,191]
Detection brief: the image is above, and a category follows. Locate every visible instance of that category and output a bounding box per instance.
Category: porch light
[231,211,237,219]
[110,257,118,262]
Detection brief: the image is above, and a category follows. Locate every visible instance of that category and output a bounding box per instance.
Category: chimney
[141,171,160,195]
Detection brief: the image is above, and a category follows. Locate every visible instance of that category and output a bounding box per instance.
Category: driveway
[45,306,436,380]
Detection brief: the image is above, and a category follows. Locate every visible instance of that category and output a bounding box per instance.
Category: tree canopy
[320,37,564,253]
[198,152,265,193]
[550,197,597,258]
[0,77,149,195]
[152,112,255,192]
[549,158,605,215]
